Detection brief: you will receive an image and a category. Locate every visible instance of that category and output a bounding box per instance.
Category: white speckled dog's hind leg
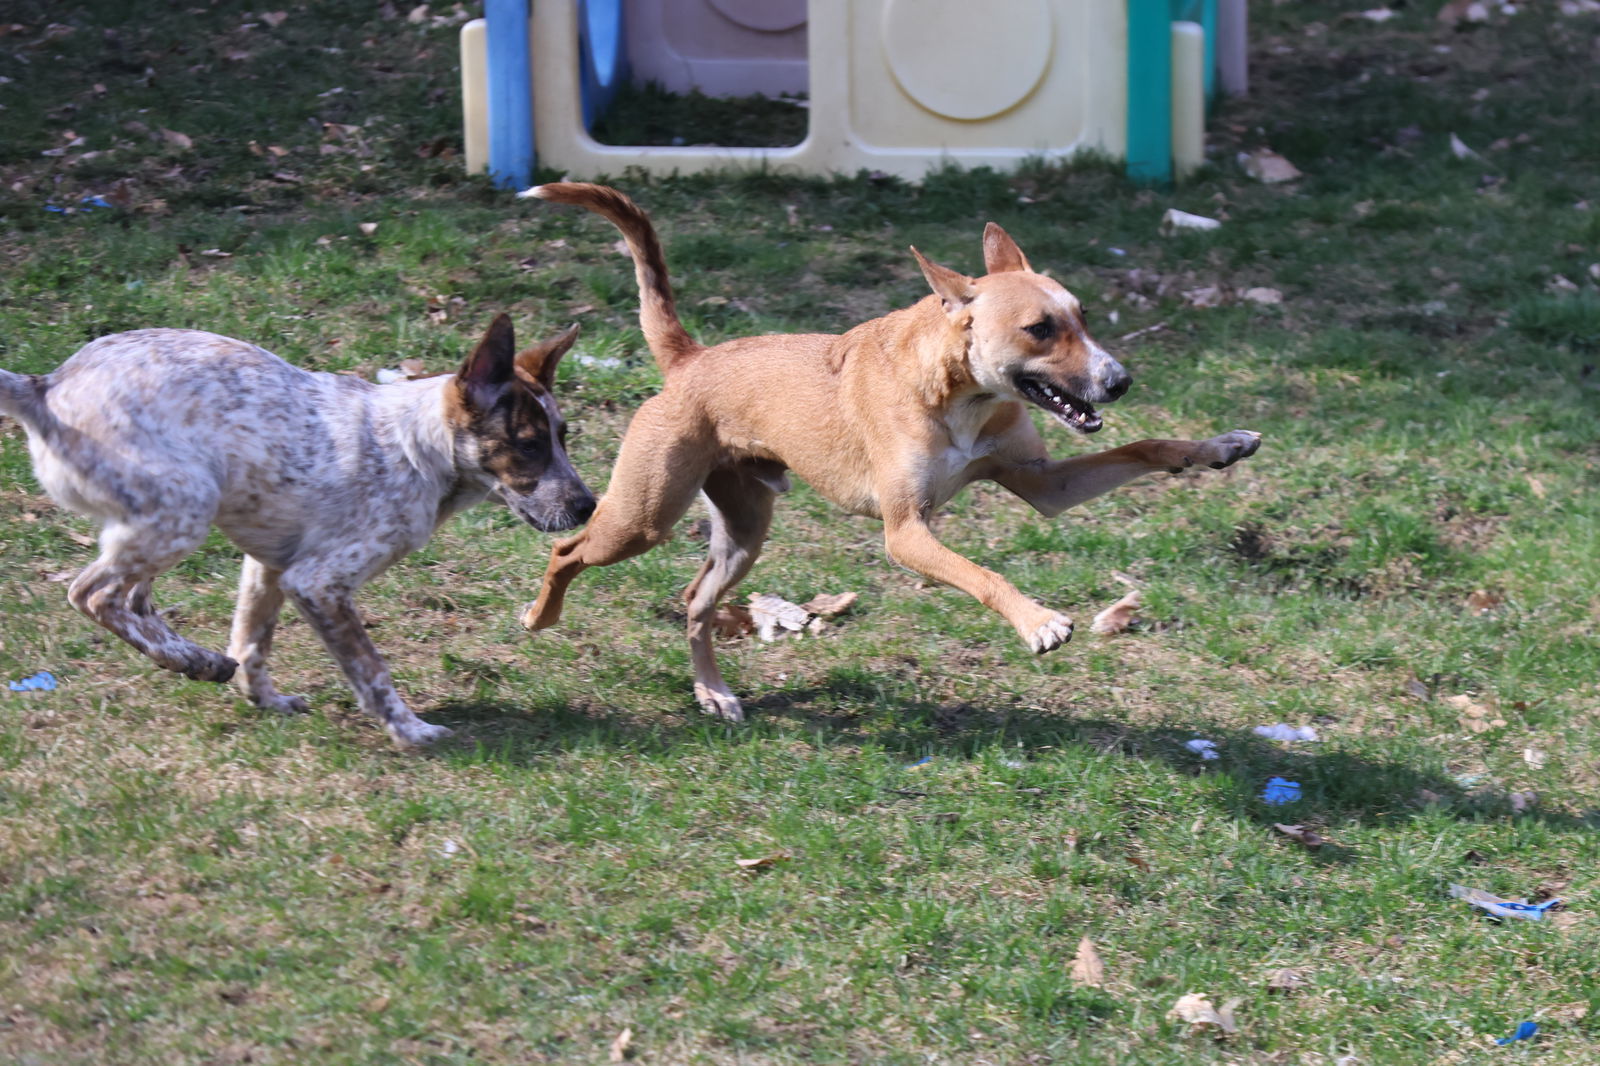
[279,562,451,748]
[68,517,238,682]
[227,556,307,714]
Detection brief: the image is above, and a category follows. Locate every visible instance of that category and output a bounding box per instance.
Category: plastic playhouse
[462,0,1247,186]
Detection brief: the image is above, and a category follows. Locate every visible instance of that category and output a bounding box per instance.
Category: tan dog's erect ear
[982,222,1032,274]
[911,247,977,317]
[514,323,581,390]
[457,313,517,403]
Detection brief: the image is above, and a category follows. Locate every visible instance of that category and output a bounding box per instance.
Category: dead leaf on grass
[748,593,810,642]
[734,852,792,870]
[364,994,391,1014]
[1266,968,1308,993]
[1237,148,1303,183]
[1448,132,1483,161]
[1242,287,1284,305]
[1523,748,1547,770]
[1273,823,1325,849]
[1090,590,1142,635]
[1167,992,1240,1035]
[1444,693,1506,733]
[1159,209,1222,235]
[1465,589,1502,614]
[1545,1001,1589,1023]
[359,221,378,236]
[1437,0,1491,25]
[1070,936,1106,987]
[712,603,755,639]
[159,127,193,150]
[407,4,432,24]
[1181,285,1227,309]
[801,591,857,618]
[261,10,289,27]
[1508,789,1537,813]
[608,1027,632,1063]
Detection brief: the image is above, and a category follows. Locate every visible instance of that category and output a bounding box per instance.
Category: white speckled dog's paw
[390,719,454,748]
[256,692,309,715]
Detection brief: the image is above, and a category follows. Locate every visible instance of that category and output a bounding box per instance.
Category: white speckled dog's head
[446,315,596,532]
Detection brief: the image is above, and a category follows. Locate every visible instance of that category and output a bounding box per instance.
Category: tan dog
[520,182,1261,721]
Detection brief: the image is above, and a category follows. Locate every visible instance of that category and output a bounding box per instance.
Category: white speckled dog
[0,315,595,747]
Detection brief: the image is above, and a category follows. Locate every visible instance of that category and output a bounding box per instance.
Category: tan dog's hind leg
[994,431,1262,517]
[521,395,713,631]
[227,556,307,714]
[683,468,777,722]
[882,508,1074,654]
[68,518,238,682]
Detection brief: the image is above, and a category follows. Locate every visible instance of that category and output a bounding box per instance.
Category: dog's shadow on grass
[434,674,1599,836]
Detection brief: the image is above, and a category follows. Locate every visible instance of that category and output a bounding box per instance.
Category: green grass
[3,1,1600,1063]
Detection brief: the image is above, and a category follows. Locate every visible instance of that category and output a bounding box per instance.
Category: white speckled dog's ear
[982,222,1032,274]
[514,323,580,390]
[457,313,516,404]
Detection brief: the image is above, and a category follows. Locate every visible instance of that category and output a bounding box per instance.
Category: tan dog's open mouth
[1014,374,1103,434]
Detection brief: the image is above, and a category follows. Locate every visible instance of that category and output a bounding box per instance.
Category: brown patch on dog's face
[450,318,596,531]
[916,226,1132,435]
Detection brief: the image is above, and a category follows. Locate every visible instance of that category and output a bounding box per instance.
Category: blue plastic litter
[1261,777,1302,805]
[1450,883,1563,922]
[8,671,57,692]
[1496,1021,1538,1045]
[80,194,112,210]
[905,756,934,771]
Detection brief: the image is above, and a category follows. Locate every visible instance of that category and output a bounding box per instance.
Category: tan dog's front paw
[1020,612,1074,654]
[519,600,554,631]
[694,682,746,723]
[1170,430,1262,473]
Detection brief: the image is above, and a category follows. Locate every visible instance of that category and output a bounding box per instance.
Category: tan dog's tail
[520,182,699,373]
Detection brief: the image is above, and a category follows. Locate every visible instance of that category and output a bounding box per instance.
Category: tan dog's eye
[1023,320,1053,341]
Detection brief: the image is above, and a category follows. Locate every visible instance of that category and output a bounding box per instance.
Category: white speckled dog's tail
[0,368,45,429]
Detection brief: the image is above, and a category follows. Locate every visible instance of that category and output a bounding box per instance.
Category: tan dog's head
[912,225,1131,434]
[448,315,597,531]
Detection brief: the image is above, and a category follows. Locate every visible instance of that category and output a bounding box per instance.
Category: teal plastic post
[1201,0,1217,100]
[1126,0,1172,182]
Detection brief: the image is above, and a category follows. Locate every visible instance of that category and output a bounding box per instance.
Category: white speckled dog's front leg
[280,563,451,748]
[227,556,308,714]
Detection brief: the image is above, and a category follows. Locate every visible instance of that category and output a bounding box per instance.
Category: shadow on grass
[431,671,1600,836]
